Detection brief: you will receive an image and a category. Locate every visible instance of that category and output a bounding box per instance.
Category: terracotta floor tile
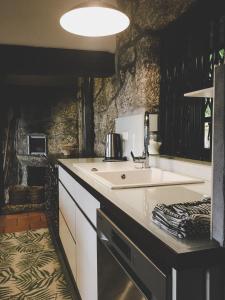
[3,224,30,233]
[18,214,29,220]
[40,215,48,224]
[0,217,18,226]
[28,212,44,218]
[29,216,42,224]
[3,214,20,220]
[30,218,48,226]
[30,223,47,230]
[17,218,30,227]
[17,216,30,223]
[0,212,48,233]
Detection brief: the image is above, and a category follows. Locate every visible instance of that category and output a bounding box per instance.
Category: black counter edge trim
[58,161,225,269]
[175,247,225,270]
[59,208,76,245]
[59,179,96,233]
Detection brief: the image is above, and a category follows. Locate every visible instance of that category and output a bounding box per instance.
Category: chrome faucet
[130,111,150,168]
[143,111,150,168]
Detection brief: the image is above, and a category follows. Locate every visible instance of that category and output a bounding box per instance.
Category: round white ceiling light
[60,2,130,37]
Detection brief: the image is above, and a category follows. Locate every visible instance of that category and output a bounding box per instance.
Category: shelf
[184,87,214,98]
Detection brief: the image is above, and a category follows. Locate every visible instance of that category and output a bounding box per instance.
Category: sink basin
[92,168,204,189]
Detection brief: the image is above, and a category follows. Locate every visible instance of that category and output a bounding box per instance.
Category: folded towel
[152,197,211,239]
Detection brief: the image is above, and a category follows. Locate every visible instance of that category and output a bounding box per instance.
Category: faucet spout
[130,111,151,168]
[144,111,150,168]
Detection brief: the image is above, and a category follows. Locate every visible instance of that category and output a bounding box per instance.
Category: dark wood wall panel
[0,45,115,77]
[160,0,225,161]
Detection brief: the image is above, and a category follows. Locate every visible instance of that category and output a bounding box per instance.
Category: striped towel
[152,197,211,239]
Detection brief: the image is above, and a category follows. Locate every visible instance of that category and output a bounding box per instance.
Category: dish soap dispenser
[148,133,161,155]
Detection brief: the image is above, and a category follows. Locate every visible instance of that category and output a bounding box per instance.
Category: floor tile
[29,215,42,224]
[3,224,29,233]
[0,216,18,226]
[30,222,47,230]
[0,212,48,233]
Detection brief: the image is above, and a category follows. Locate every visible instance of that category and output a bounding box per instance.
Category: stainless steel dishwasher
[97,209,170,300]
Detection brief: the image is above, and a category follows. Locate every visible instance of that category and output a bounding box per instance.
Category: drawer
[59,182,76,241]
[59,210,77,280]
[59,166,100,227]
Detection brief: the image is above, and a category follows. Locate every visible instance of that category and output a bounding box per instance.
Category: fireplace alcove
[17,155,47,186]
[27,166,46,186]
[6,155,48,206]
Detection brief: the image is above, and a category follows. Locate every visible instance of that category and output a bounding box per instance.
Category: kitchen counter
[58,158,224,270]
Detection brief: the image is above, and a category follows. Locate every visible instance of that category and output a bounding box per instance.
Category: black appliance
[97,209,169,300]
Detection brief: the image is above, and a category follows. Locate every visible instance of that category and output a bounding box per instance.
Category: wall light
[60,1,130,37]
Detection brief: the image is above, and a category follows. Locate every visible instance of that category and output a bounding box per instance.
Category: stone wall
[93,0,195,156]
[2,85,82,191]
[16,88,80,157]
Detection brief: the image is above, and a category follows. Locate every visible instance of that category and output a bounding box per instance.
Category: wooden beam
[2,74,79,88]
[0,45,115,77]
[0,84,4,202]
[82,77,95,157]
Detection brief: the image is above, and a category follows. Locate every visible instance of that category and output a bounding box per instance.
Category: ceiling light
[60,1,130,37]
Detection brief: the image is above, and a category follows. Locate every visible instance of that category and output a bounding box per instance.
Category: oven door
[97,210,169,300]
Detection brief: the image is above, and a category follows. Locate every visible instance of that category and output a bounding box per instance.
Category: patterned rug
[0,228,74,300]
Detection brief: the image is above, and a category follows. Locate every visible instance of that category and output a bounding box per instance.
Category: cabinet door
[59,182,76,241]
[76,208,98,300]
[59,210,77,280]
[59,167,100,226]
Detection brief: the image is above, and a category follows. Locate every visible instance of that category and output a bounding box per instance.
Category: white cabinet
[59,166,99,226]
[59,181,77,280]
[59,210,77,280]
[76,208,98,300]
[58,166,100,300]
[59,182,76,240]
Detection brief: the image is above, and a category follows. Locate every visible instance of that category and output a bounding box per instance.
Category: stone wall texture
[16,90,80,156]
[93,0,195,156]
[2,85,82,191]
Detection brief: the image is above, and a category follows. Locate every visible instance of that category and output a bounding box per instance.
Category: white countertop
[58,158,217,254]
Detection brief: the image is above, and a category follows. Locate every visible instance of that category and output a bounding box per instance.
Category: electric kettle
[105,133,122,160]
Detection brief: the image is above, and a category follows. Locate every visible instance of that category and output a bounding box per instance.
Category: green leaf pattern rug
[0,229,73,300]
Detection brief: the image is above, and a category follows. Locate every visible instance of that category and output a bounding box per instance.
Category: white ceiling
[0,0,116,53]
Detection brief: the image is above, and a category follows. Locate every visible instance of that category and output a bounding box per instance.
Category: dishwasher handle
[99,232,109,242]
[98,221,132,265]
[98,228,132,263]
